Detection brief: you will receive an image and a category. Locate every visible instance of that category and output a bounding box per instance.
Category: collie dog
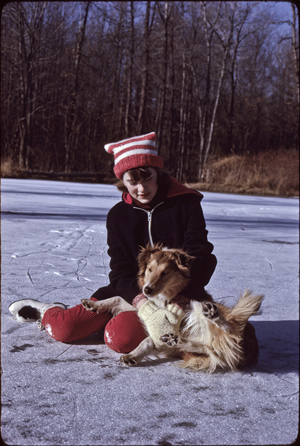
[82,244,263,372]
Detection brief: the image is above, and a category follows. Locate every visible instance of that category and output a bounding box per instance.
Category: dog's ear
[137,246,149,267]
[137,247,150,289]
[172,251,195,274]
[137,243,163,267]
[137,245,154,275]
[175,251,195,268]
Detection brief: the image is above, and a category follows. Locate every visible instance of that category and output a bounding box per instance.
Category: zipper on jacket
[133,202,163,247]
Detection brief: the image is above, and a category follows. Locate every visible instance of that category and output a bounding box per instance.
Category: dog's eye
[148,267,152,273]
[162,270,168,275]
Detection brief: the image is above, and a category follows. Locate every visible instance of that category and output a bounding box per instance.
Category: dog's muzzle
[143,285,154,297]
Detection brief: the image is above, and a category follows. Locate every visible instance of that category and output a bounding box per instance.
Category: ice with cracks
[1,179,299,445]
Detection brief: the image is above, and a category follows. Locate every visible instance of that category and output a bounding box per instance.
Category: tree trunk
[204,47,229,169]
[124,1,135,136]
[291,4,299,107]
[17,4,34,168]
[156,1,170,153]
[177,52,187,181]
[64,1,90,172]
[137,1,154,135]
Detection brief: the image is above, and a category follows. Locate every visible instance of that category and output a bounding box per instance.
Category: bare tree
[64,1,90,172]
[276,3,299,108]
[1,1,298,179]
[177,52,186,180]
[155,1,172,153]
[190,2,227,180]
[123,1,135,135]
[104,2,128,140]
[137,1,156,135]
[291,3,299,107]
[224,2,259,154]
[2,3,48,168]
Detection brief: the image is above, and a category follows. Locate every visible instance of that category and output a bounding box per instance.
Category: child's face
[123,168,158,204]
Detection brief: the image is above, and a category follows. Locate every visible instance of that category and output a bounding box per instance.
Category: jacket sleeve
[106,208,141,303]
[182,200,217,296]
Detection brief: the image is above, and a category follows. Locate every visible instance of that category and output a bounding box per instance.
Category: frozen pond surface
[1,179,299,445]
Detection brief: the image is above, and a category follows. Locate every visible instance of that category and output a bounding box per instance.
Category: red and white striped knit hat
[104,132,163,179]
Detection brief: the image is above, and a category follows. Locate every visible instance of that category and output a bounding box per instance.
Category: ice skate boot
[9,299,67,323]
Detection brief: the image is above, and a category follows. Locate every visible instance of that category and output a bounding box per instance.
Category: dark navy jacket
[103,178,217,303]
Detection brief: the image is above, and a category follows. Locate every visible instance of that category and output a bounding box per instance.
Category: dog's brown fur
[82,244,263,372]
[137,244,196,300]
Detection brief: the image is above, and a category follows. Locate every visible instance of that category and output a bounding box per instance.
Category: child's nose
[138,182,147,192]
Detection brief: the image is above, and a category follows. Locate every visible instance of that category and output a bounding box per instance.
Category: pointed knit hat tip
[104,132,163,179]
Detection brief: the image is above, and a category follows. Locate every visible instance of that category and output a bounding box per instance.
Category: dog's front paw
[120,354,137,366]
[203,301,219,319]
[160,333,178,347]
[81,299,98,312]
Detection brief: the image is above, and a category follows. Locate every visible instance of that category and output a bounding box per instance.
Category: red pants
[41,299,147,353]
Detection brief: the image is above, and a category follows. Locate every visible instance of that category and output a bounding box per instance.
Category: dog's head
[137,244,195,300]
[179,291,263,372]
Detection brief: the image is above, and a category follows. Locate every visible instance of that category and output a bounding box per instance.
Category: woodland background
[1,1,299,196]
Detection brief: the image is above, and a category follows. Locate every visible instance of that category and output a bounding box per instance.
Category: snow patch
[45,324,53,337]
[105,331,114,345]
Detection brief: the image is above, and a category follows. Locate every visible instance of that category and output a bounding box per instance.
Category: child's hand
[138,301,183,347]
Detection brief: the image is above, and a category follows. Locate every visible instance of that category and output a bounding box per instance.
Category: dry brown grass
[1,157,18,178]
[188,149,299,197]
[2,150,299,197]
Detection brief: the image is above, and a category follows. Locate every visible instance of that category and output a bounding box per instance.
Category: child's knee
[44,324,74,343]
[104,311,147,353]
[42,304,111,343]
[42,311,78,343]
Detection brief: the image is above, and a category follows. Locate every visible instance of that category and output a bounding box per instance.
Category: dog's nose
[144,285,153,296]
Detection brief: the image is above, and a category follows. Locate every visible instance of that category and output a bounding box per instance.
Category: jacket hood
[167,177,203,199]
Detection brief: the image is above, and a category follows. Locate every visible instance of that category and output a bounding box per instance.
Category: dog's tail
[178,349,240,373]
[230,290,264,323]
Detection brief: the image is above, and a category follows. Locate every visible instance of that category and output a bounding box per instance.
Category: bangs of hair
[126,167,154,182]
[115,167,170,193]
